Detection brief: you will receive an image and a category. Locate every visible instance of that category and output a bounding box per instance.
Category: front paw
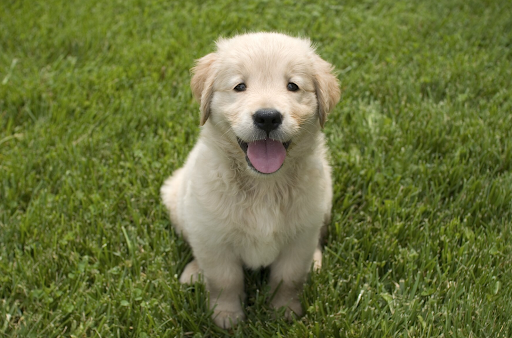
[212,308,245,329]
[271,298,303,320]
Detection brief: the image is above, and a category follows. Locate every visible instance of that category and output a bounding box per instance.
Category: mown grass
[1,0,512,337]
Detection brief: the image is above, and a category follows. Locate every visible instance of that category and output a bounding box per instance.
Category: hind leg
[161,168,187,238]
[162,169,200,283]
[179,259,202,284]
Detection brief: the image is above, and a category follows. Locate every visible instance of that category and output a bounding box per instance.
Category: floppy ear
[190,53,217,125]
[312,55,341,128]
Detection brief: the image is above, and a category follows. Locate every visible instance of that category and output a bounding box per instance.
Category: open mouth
[237,138,291,174]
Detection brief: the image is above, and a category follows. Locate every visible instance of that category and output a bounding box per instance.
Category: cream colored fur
[161,32,340,328]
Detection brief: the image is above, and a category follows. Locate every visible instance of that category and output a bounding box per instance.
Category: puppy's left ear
[312,55,341,128]
[191,53,217,125]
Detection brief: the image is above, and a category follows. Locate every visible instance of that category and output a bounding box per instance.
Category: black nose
[253,109,282,134]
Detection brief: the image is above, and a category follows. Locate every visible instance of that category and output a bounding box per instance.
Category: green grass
[1,0,512,336]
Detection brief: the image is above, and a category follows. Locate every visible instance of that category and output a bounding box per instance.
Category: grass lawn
[1,0,512,336]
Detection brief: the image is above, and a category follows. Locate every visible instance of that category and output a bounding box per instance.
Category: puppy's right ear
[191,53,217,125]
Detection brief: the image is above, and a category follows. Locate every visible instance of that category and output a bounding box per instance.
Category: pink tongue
[247,139,286,174]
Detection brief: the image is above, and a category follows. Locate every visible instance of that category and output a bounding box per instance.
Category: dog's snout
[253,109,282,134]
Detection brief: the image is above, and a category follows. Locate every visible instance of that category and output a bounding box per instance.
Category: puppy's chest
[230,185,309,234]
[226,188,314,268]
[231,212,289,269]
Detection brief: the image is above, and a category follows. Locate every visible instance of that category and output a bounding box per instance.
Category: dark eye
[234,83,247,92]
[287,82,299,92]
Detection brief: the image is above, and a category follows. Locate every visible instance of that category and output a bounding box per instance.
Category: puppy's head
[191,33,340,175]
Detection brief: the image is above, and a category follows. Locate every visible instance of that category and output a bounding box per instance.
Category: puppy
[161,32,340,328]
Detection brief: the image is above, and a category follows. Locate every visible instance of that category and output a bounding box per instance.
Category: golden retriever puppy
[161,32,340,328]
